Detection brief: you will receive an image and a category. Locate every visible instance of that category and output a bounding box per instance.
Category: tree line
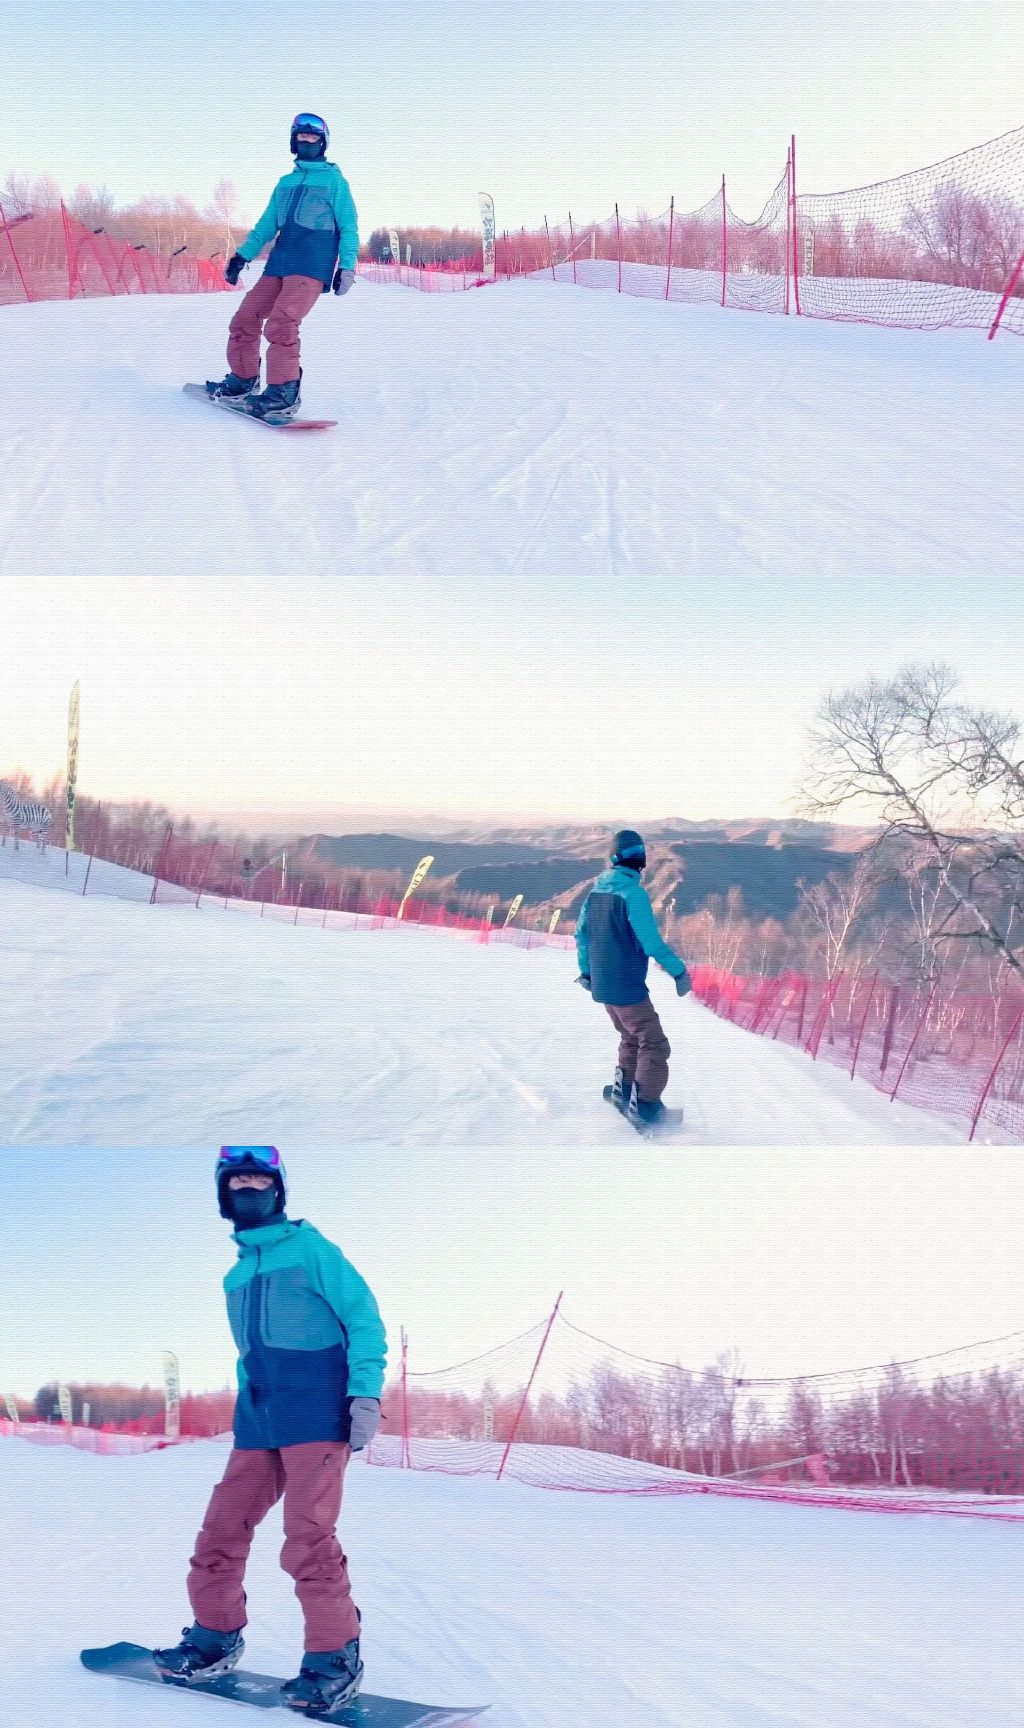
[14,1356,1022,1494]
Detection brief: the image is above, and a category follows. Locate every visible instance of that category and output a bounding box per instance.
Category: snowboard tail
[183,382,337,431]
[81,1644,486,1727]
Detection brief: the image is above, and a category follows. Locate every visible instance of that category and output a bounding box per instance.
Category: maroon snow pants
[226,273,324,386]
[187,1443,359,1652]
[604,998,671,1102]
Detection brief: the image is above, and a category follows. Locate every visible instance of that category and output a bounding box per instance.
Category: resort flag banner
[162,1351,181,1441]
[549,910,562,934]
[389,228,401,266]
[503,894,524,927]
[397,855,434,921]
[479,193,496,277]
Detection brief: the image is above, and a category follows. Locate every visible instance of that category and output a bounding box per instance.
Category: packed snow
[4,1436,1023,1728]
[2,276,1023,577]
[0,849,980,1145]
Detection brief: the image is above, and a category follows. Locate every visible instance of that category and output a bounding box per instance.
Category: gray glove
[347,1396,381,1450]
[576,974,592,992]
[675,970,692,998]
[332,266,356,296]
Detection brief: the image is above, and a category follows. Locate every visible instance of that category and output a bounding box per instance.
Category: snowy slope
[0,856,979,1144]
[2,279,1023,577]
[4,1437,1023,1728]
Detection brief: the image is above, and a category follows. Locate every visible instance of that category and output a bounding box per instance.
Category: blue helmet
[290,112,329,158]
[216,1146,288,1219]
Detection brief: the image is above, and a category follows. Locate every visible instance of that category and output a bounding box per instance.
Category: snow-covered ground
[0,851,980,1144]
[2,276,1022,576]
[5,1436,1023,1728]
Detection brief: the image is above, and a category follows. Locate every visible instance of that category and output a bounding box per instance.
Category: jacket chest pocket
[295,189,338,233]
[262,1263,343,1350]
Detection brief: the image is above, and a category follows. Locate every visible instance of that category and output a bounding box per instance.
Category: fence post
[544,216,555,280]
[665,196,675,301]
[968,1004,1024,1141]
[60,201,78,300]
[0,200,32,302]
[784,146,792,315]
[889,978,941,1102]
[615,203,622,293]
[568,211,577,285]
[496,1292,563,1481]
[150,822,173,905]
[849,973,878,1080]
[790,134,802,315]
[81,802,102,897]
[988,244,1024,339]
[720,176,727,306]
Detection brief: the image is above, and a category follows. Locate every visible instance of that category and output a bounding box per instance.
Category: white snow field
[2,275,1023,577]
[4,1436,1023,1728]
[0,850,978,1145]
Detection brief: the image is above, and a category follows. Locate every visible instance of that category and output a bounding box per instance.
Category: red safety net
[364,1308,1024,1519]
[357,126,1023,339]
[0,200,232,304]
[796,125,1024,336]
[145,831,574,949]
[9,1316,1021,1519]
[692,966,1024,1144]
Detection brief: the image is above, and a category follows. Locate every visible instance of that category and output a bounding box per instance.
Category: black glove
[675,970,692,998]
[347,1396,381,1451]
[576,974,592,992]
[224,252,246,286]
[332,266,356,296]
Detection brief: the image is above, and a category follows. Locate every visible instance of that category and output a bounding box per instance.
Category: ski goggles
[291,113,328,135]
[217,1146,282,1173]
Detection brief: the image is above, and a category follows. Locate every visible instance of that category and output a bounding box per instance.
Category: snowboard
[81,1643,487,1727]
[183,382,337,431]
[603,1080,684,1139]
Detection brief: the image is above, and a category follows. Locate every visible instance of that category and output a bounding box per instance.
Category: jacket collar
[232,1217,302,1255]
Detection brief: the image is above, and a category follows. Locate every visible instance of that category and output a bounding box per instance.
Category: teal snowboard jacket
[575,865,688,1006]
[238,160,359,285]
[224,1218,386,1449]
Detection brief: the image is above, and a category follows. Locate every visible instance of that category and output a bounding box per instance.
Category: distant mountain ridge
[294,817,879,923]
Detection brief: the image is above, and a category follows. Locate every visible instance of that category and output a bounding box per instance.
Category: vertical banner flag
[4,1393,18,1422]
[406,243,412,266]
[483,1398,495,1440]
[58,1384,73,1425]
[389,229,401,267]
[548,910,562,934]
[478,193,496,278]
[503,894,524,928]
[66,680,80,851]
[162,1351,181,1441]
[397,855,434,921]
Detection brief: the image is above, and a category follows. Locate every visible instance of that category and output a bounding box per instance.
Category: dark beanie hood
[611,828,646,871]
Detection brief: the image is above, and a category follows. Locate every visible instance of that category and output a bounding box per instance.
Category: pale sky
[1,576,1020,825]
[3,1149,1022,1400]
[2,2,1022,235]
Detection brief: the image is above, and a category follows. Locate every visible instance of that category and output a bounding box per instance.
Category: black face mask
[229,1186,281,1228]
[294,140,324,162]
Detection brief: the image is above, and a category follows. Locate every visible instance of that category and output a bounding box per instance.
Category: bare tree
[803,663,1023,978]
[795,849,881,979]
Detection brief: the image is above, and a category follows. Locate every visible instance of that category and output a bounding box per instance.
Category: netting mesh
[796,125,1024,335]
[368,1310,1024,1518]
[692,967,1024,1143]
[357,126,1024,338]
[0,200,231,304]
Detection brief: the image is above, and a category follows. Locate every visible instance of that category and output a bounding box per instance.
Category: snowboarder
[155,1147,387,1716]
[208,114,358,420]
[575,830,692,1126]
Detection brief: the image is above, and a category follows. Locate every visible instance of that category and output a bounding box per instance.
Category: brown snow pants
[188,1443,359,1652]
[227,273,324,385]
[604,998,671,1102]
